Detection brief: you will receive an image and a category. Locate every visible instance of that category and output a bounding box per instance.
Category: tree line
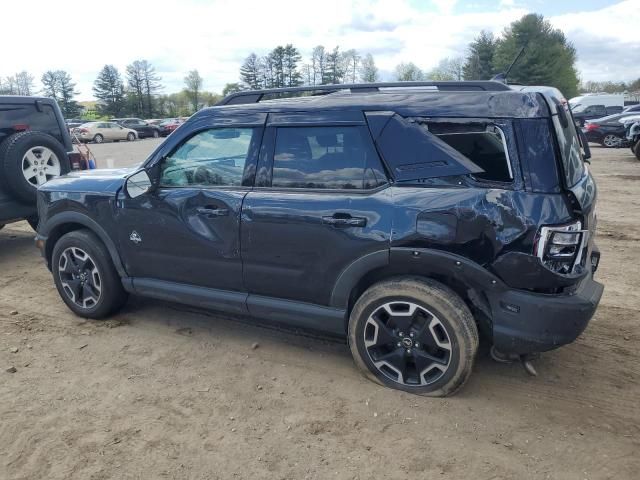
[2,13,639,119]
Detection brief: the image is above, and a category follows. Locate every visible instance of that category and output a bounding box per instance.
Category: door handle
[322,215,367,227]
[196,206,229,217]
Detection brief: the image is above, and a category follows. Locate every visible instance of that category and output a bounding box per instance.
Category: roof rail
[216,81,511,106]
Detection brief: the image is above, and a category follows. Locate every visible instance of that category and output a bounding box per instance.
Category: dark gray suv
[35,82,603,396]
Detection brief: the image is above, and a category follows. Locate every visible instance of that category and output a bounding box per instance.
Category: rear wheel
[602,134,621,148]
[93,134,104,144]
[348,277,479,397]
[152,129,159,138]
[51,229,128,318]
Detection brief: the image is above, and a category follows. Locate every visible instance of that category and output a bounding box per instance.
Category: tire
[348,277,479,397]
[633,141,640,161]
[51,229,128,319]
[0,224,4,231]
[0,131,67,203]
[152,129,159,138]
[127,132,136,142]
[93,134,104,144]
[602,134,621,148]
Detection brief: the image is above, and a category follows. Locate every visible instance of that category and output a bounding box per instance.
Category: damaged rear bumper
[487,272,604,355]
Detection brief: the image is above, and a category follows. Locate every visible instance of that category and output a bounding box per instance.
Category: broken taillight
[534,220,587,275]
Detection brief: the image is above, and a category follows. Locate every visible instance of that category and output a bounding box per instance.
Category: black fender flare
[329,247,507,310]
[40,211,127,277]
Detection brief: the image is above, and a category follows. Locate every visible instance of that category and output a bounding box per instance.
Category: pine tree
[93,65,125,117]
[325,46,345,84]
[41,70,79,116]
[463,31,497,80]
[240,53,262,89]
[126,60,162,118]
[493,14,579,97]
[282,44,302,87]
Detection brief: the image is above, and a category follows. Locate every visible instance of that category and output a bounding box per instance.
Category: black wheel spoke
[82,283,98,302]
[66,278,83,303]
[364,301,452,387]
[364,315,397,348]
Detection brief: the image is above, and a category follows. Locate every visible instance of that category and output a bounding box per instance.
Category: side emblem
[130,231,142,245]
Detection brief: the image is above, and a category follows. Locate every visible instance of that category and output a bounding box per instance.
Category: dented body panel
[35,85,603,355]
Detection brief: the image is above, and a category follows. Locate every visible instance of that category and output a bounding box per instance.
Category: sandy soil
[1,146,638,480]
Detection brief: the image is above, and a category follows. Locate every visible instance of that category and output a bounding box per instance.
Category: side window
[421,122,513,183]
[272,126,385,190]
[160,128,254,187]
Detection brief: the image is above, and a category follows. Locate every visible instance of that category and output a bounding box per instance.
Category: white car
[72,122,138,143]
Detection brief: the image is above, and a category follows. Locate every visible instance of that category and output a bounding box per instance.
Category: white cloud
[0,0,636,100]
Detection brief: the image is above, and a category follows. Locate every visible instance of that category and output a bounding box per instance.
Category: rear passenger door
[241,111,393,311]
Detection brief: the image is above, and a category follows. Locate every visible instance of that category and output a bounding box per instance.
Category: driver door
[115,125,262,293]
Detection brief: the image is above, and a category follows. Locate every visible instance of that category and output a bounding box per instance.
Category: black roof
[194,88,550,120]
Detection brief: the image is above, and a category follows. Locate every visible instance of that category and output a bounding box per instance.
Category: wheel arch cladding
[332,247,501,335]
[43,212,127,277]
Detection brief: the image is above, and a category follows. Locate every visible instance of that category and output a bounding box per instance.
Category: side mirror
[125,170,153,198]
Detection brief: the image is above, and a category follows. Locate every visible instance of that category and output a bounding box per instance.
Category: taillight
[586,123,599,131]
[535,220,587,275]
[13,124,29,131]
[68,152,87,171]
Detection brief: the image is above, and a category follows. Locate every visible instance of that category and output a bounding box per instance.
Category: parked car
[583,113,640,147]
[35,81,602,397]
[158,118,183,136]
[0,96,87,231]
[571,104,623,127]
[72,122,138,143]
[112,118,161,139]
[625,119,640,159]
[65,118,88,129]
[569,93,624,111]
[145,119,163,126]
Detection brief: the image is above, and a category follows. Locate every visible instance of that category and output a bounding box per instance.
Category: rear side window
[272,126,386,190]
[552,101,585,187]
[436,128,512,183]
[416,121,513,183]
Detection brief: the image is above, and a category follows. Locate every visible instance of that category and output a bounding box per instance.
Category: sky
[1,0,638,100]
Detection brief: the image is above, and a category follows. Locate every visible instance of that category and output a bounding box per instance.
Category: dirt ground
[1,145,638,480]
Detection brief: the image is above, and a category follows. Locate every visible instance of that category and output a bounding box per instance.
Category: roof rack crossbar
[217,81,510,105]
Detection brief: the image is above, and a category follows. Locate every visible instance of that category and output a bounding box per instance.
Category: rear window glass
[417,121,513,183]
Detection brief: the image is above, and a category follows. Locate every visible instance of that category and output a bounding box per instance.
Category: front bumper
[488,271,603,355]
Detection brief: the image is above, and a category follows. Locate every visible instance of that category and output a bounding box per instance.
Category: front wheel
[127,132,136,141]
[51,229,128,318]
[93,134,104,144]
[348,277,479,397]
[152,129,159,138]
[602,134,621,148]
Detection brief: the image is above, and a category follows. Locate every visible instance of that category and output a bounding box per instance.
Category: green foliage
[41,70,79,117]
[493,14,579,98]
[184,69,204,113]
[427,57,464,81]
[395,62,424,81]
[93,65,126,117]
[463,31,497,80]
[359,53,379,83]
[126,60,162,118]
[222,83,244,96]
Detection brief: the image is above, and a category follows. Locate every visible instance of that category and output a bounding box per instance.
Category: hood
[39,167,136,195]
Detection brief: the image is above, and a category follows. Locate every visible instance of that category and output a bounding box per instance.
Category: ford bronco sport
[35,81,603,396]
[0,96,84,230]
